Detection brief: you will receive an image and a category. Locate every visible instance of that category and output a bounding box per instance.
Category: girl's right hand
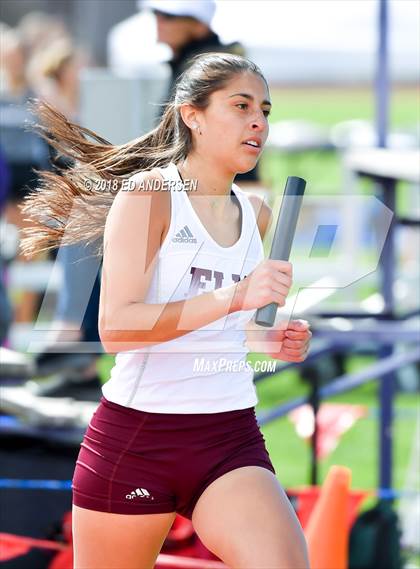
[233,259,293,311]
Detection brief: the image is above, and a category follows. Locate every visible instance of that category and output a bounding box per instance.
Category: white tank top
[102,162,265,413]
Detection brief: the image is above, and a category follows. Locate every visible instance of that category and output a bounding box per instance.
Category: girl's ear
[179,103,199,131]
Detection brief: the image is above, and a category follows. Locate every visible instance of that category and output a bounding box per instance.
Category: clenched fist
[265,319,312,362]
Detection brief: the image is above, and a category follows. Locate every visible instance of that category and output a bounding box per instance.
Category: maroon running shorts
[72,396,276,520]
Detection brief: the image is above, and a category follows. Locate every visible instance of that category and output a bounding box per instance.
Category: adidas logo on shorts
[172,225,197,243]
[125,488,154,500]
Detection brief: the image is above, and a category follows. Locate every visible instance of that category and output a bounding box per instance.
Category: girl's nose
[251,119,266,131]
[251,110,267,131]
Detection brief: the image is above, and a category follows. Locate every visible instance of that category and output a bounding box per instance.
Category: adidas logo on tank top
[102,162,265,414]
[172,224,197,243]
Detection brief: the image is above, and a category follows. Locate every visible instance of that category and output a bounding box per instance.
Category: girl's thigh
[191,466,309,569]
[72,504,176,569]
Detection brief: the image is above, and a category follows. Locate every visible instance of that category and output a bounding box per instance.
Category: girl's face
[196,72,271,175]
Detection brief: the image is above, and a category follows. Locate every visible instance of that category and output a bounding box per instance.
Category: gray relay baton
[254,176,306,327]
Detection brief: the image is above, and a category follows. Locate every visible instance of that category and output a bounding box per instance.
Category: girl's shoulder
[106,168,170,240]
[235,186,273,241]
[126,167,168,191]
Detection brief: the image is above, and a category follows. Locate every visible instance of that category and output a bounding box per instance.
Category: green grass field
[98,85,419,516]
[250,352,419,491]
[261,86,419,213]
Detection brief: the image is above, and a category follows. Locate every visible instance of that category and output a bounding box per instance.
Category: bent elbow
[98,327,153,353]
[98,319,123,354]
[98,328,115,354]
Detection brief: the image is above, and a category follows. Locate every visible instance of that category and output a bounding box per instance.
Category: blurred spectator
[0,27,50,323]
[0,28,30,100]
[143,0,244,102]
[29,38,86,120]
[17,11,70,55]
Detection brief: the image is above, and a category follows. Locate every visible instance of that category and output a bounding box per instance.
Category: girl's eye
[236,103,271,118]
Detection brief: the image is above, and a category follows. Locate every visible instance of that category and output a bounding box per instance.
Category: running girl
[22,52,311,569]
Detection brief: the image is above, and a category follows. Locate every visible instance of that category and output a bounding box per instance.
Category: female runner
[22,52,311,569]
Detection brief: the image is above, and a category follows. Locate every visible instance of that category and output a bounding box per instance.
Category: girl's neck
[177,155,236,218]
[177,155,234,198]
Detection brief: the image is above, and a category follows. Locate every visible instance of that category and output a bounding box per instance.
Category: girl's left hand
[265,319,312,362]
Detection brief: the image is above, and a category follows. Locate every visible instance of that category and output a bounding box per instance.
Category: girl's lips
[242,142,261,154]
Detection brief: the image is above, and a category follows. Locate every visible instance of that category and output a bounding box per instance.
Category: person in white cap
[142,0,244,102]
[143,0,216,31]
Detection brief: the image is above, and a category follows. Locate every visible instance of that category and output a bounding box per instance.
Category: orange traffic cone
[304,465,352,569]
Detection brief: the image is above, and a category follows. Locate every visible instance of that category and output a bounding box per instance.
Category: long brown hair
[20,52,267,257]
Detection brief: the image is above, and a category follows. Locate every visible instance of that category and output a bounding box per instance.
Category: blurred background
[0,1,419,568]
